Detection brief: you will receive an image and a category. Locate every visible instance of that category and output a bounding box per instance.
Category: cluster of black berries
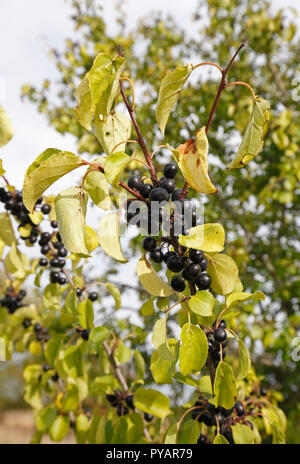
[207,320,228,368]
[32,322,50,342]
[75,288,99,302]
[106,391,153,422]
[143,237,211,293]
[0,288,26,314]
[192,398,250,445]
[125,162,198,235]
[38,229,69,286]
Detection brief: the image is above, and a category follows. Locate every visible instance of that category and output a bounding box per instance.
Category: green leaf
[45,334,64,364]
[84,225,99,253]
[104,151,130,186]
[133,387,171,418]
[111,417,128,444]
[164,423,178,444]
[232,424,255,444]
[75,75,93,131]
[77,299,94,329]
[23,150,83,212]
[97,212,128,263]
[214,361,237,409]
[207,253,239,295]
[236,339,251,381]
[0,212,16,245]
[179,323,208,375]
[88,326,109,351]
[114,341,132,364]
[49,415,70,442]
[177,419,200,444]
[105,282,121,310]
[140,298,155,316]
[227,97,270,170]
[85,166,111,210]
[156,64,192,136]
[0,106,13,147]
[36,405,58,433]
[43,283,61,310]
[150,338,179,384]
[4,243,28,279]
[213,434,229,444]
[226,291,265,307]
[61,384,79,412]
[136,255,174,297]
[95,111,131,155]
[62,344,84,378]
[55,186,89,257]
[188,290,215,317]
[133,349,145,380]
[177,127,217,194]
[178,223,225,252]
[75,414,89,444]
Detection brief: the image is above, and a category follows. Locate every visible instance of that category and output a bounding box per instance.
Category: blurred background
[0,0,299,443]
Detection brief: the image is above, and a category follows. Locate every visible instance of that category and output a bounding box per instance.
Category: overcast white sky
[0,0,299,189]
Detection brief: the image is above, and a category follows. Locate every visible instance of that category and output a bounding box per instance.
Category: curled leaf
[227,97,270,169]
[177,127,217,194]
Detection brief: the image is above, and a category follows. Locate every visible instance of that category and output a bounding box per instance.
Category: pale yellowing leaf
[95,111,131,155]
[133,388,171,418]
[226,291,265,307]
[179,323,208,376]
[105,282,121,310]
[188,290,215,317]
[84,167,112,210]
[178,223,225,252]
[104,151,130,187]
[177,127,217,194]
[97,212,128,263]
[0,212,16,245]
[84,225,99,253]
[55,187,89,257]
[136,255,174,297]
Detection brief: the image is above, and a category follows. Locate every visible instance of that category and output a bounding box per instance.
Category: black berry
[167,255,185,273]
[189,249,205,264]
[163,163,178,179]
[149,249,163,263]
[149,187,169,202]
[142,236,156,252]
[88,292,98,302]
[195,273,211,290]
[171,276,186,292]
[41,204,51,214]
[128,175,143,191]
[213,328,227,343]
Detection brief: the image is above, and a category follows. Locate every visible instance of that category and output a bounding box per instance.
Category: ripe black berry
[106,394,118,406]
[76,288,83,297]
[58,274,67,285]
[57,247,67,257]
[43,364,51,372]
[125,395,134,409]
[213,328,227,343]
[50,258,60,267]
[117,404,129,417]
[51,220,58,228]
[163,163,178,179]
[88,292,98,302]
[195,273,211,290]
[34,323,42,333]
[142,236,156,252]
[218,320,227,329]
[128,175,143,191]
[149,249,163,263]
[144,413,153,422]
[40,232,51,243]
[81,329,90,340]
[40,245,50,255]
[139,183,152,198]
[260,387,267,396]
[171,276,186,292]
[189,249,205,264]
[167,255,184,273]
[171,189,182,201]
[163,250,176,263]
[50,271,60,283]
[149,187,169,202]
[197,434,206,445]
[39,257,48,267]
[186,263,202,280]
[41,204,51,214]
[159,177,175,193]
[22,318,31,329]
[51,373,59,382]
[28,235,37,244]
[234,401,244,416]
[199,257,208,271]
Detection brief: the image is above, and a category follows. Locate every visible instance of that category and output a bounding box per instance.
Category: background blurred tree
[21,0,300,441]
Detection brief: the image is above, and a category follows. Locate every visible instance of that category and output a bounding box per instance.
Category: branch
[103,340,129,392]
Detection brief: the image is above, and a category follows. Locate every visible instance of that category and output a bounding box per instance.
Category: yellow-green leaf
[179,323,208,375]
[213,434,229,444]
[136,255,173,297]
[232,424,255,444]
[104,151,130,186]
[49,415,70,442]
[133,388,171,418]
[188,290,215,317]
[105,282,121,310]
[0,106,13,147]
[97,212,128,263]
[177,127,217,194]
[23,150,84,212]
[236,339,251,381]
[207,254,239,295]
[0,212,16,245]
[85,166,111,210]
[227,97,270,169]
[226,291,265,307]
[156,64,192,136]
[55,187,89,257]
[178,223,225,252]
[84,225,99,253]
[214,361,236,409]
